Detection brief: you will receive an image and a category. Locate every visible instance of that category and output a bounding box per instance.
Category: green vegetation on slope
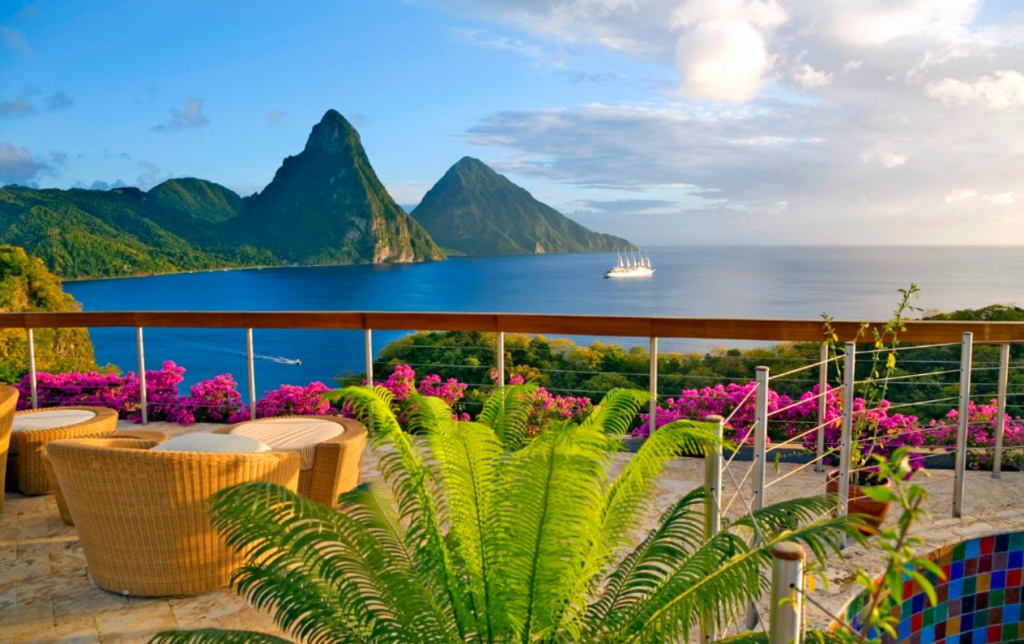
[370,319,1024,419]
[924,303,1024,321]
[411,156,634,255]
[0,184,247,279]
[0,245,100,383]
[147,177,243,223]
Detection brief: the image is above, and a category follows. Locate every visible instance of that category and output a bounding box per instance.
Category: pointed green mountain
[411,157,634,256]
[236,110,445,264]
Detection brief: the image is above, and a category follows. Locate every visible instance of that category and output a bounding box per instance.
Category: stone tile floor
[2,421,1022,642]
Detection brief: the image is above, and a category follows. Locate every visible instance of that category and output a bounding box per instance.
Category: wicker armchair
[7,406,119,495]
[217,416,367,508]
[41,429,168,526]
[47,437,300,596]
[0,386,20,513]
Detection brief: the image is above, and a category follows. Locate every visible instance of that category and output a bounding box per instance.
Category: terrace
[2,311,1023,644]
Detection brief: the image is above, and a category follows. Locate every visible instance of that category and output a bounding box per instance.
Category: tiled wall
[842,532,1024,644]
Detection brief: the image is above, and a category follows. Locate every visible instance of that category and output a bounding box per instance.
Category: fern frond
[566,420,719,636]
[602,497,856,644]
[325,387,473,639]
[581,388,650,436]
[493,423,616,641]
[585,487,711,632]
[477,384,539,450]
[405,393,456,434]
[327,386,402,444]
[149,630,296,644]
[206,482,461,643]
[730,495,866,558]
[428,421,504,642]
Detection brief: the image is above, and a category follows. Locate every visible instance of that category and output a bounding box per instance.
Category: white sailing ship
[605,250,655,278]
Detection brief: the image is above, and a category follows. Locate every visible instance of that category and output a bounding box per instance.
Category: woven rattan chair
[41,429,168,526]
[0,386,20,513]
[7,406,119,495]
[217,415,367,508]
[47,436,300,596]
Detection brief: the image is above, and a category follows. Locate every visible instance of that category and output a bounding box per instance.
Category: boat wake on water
[171,339,302,365]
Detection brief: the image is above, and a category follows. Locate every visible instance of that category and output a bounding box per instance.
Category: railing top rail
[3,311,1023,343]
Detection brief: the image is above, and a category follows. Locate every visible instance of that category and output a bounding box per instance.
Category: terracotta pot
[826,470,892,533]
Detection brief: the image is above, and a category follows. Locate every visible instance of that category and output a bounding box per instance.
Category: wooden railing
[1,311,1022,342]
[7,309,1021,514]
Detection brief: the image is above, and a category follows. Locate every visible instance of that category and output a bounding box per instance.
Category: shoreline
[58,250,618,284]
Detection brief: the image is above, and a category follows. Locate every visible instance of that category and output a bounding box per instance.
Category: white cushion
[151,433,271,454]
[13,409,97,434]
[230,418,343,469]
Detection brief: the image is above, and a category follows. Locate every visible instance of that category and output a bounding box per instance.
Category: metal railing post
[137,327,148,425]
[702,414,724,644]
[816,342,828,473]
[769,542,806,644]
[953,332,973,518]
[497,331,505,386]
[364,328,373,387]
[26,328,38,410]
[704,414,724,539]
[746,365,770,630]
[246,328,257,421]
[838,342,855,548]
[993,343,1010,478]
[753,366,769,513]
[649,337,658,430]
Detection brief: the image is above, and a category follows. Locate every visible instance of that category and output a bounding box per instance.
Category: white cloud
[136,160,171,188]
[266,109,286,125]
[151,97,209,131]
[0,26,31,55]
[408,0,1024,243]
[671,0,788,102]
[814,0,981,47]
[944,188,977,203]
[859,143,910,168]
[988,191,1017,205]
[47,91,73,110]
[0,143,53,185]
[926,70,1024,110]
[0,98,34,118]
[792,59,833,88]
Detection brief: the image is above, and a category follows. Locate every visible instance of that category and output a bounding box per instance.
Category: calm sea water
[64,246,1024,392]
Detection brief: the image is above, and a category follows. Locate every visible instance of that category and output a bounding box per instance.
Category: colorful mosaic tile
[841,531,1024,644]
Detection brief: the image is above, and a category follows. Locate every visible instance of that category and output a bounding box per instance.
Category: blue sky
[2,0,1023,245]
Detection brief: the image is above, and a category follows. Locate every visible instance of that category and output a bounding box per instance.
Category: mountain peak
[412,157,635,256]
[304,109,360,154]
[454,156,486,169]
[451,156,495,178]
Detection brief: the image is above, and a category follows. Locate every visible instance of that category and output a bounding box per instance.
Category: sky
[1,0,1023,245]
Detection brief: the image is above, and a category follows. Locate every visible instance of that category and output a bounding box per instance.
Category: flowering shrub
[170,374,245,425]
[12,361,1022,471]
[230,381,337,423]
[924,400,1024,469]
[16,361,186,423]
[785,385,925,469]
[498,374,593,435]
[371,364,471,422]
[634,382,801,444]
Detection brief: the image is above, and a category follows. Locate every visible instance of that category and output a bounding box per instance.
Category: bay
[63,246,1024,392]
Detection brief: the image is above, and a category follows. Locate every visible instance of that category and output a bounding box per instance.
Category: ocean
[63,246,1024,392]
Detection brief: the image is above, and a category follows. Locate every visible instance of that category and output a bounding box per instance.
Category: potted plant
[822,284,921,531]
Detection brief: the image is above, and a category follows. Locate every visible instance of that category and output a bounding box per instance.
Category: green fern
[154,387,857,644]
